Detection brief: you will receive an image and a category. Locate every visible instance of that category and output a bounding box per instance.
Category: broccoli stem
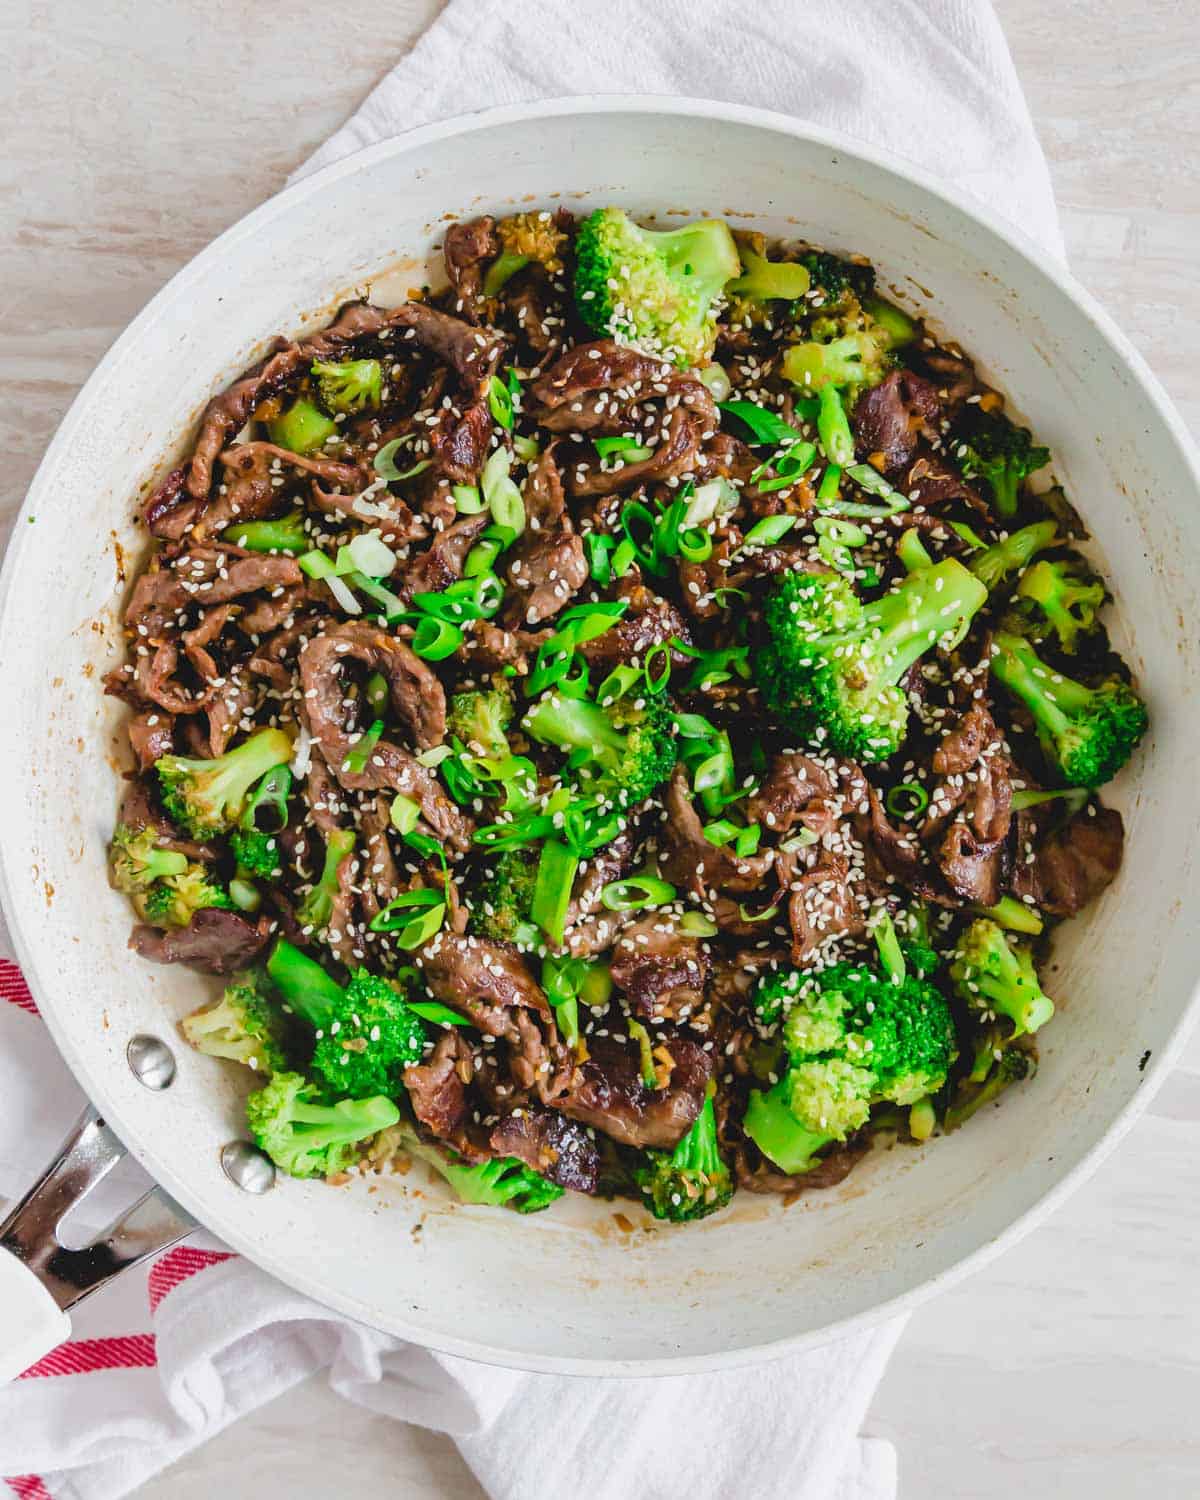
[897,528,933,573]
[523,694,624,757]
[858,560,987,695]
[991,632,1081,742]
[970,895,1044,935]
[266,939,345,1030]
[483,251,531,298]
[968,519,1059,592]
[743,1077,833,1174]
[267,397,337,455]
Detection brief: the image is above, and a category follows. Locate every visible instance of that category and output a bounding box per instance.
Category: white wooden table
[2,1,1197,1493]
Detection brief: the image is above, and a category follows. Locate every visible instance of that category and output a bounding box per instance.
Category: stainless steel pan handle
[0,1106,196,1381]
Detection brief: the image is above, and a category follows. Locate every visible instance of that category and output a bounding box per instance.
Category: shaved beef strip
[558,1032,713,1151]
[852,369,942,475]
[489,1111,600,1194]
[1010,804,1124,916]
[443,215,498,316]
[129,909,270,974]
[299,620,446,752]
[609,914,711,1022]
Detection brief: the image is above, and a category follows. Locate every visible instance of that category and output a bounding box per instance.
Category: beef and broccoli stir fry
[105,207,1148,1221]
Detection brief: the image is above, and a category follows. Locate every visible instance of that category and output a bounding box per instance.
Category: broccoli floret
[753,560,988,763]
[523,690,676,807]
[573,207,741,367]
[266,396,338,455]
[311,358,382,415]
[1016,557,1106,652]
[633,1091,733,1223]
[469,845,540,945]
[181,970,289,1074]
[139,865,233,928]
[952,407,1050,519]
[726,241,812,303]
[950,919,1055,1038]
[781,327,893,398]
[744,955,956,1175]
[483,211,569,298]
[798,251,876,307]
[446,684,515,757]
[246,1071,400,1180]
[265,940,427,1099]
[229,828,282,878]
[296,827,356,933]
[109,823,189,893]
[991,630,1148,787]
[156,728,292,841]
[399,1124,564,1212]
[969,519,1060,593]
[944,1046,1035,1131]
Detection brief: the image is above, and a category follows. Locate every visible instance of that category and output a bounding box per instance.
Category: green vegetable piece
[952,407,1050,519]
[246,1072,399,1179]
[574,207,741,367]
[634,1092,733,1222]
[311,358,382,414]
[950,919,1055,1038]
[156,728,292,841]
[267,397,337,455]
[181,969,289,1075]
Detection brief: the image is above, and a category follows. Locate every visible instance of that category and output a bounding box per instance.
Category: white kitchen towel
[0,2,1063,1497]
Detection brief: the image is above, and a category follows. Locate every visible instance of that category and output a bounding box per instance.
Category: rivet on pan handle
[0,1106,196,1381]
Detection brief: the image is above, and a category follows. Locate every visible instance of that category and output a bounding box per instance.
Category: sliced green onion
[374,436,431,483]
[817,464,842,502]
[698,363,732,402]
[453,483,485,514]
[1009,787,1090,813]
[679,911,719,937]
[412,616,463,661]
[734,825,762,857]
[339,530,397,579]
[413,571,503,624]
[595,435,654,462]
[488,375,514,430]
[872,914,906,984]
[741,515,796,549]
[464,538,503,578]
[950,519,989,552]
[684,477,738,526]
[407,1000,471,1027]
[678,527,713,564]
[556,599,628,641]
[817,385,855,467]
[644,643,672,694]
[229,877,261,913]
[620,500,663,574]
[611,538,638,577]
[390,793,421,834]
[297,549,335,580]
[480,446,526,537]
[596,664,642,706]
[653,495,688,560]
[579,963,613,1009]
[815,515,867,574]
[346,571,405,620]
[342,719,384,775]
[737,902,780,924]
[531,839,578,946]
[586,532,614,585]
[702,819,739,847]
[718,400,800,446]
[512,433,540,463]
[845,463,898,497]
[600,876,677,912]
[626,1017,659,1090]
[779,829,818,852]
[753,439,818,494]
[370,893,447,947]
[365,671,389,716]
[223,512,307,554]
[885,782,930,818]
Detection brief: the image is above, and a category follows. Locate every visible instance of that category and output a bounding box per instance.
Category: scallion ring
[678,526,713,563]
[488,374,514,429]
[740,515,796,549]
[411,616,463,661]
[643,643,672,695]
[600,875,678,912]
[885,782,930,818]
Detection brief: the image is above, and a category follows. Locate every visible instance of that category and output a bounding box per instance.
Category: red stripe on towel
[0,962,37,1016]
[7,1476,53,1500]
[148,1246,235,1311]
[18,1335,157,1378]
